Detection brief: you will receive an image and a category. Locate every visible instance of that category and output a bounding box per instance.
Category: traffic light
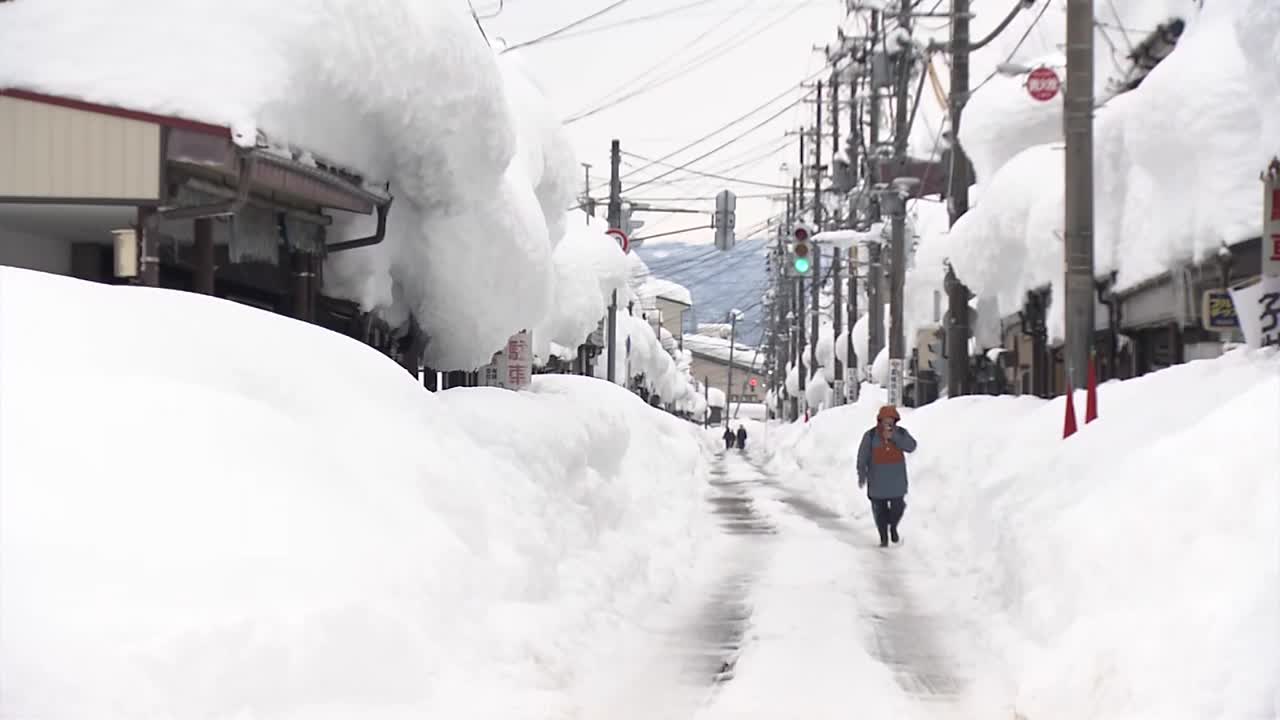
[791,223,814,276]
[749,377,758,389]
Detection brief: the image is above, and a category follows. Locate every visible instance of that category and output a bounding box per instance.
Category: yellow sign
[1201,290,1238,330]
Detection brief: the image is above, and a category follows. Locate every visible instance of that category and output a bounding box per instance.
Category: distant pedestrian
[723,427,735,450]
[856,404,918,547]
[735,425,748,450]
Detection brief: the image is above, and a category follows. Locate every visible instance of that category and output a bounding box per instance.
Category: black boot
[890,525,900,544]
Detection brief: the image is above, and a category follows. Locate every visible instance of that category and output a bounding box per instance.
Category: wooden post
[194,218,215,294]
[291,250,314,321]
[137,206,159,287]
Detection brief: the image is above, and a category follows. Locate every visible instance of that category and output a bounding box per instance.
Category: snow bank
[0,267,714,718]
[763,348,1280,718]
[943,1,1276,333]
[0,0,583,371]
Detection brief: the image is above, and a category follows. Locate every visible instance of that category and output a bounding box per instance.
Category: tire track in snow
[748,458,970,705]
[681,452,778,706]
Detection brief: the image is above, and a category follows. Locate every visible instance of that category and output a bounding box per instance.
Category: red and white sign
[606,228,630,254]
[504,330,532,390]
[1026,66,1061,102]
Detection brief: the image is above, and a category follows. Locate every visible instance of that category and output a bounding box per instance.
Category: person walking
[735,425,748,450]
[723,426,735,450]
[856,405,918,547]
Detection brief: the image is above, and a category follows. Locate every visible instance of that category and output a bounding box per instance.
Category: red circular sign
[1026,66,1061,102]
[606,228,630,254]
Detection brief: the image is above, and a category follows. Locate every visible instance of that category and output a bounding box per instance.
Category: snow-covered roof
[636,277,694,307]
[0,0,585,372]
[918,1,1279,344]
[683,333,761,371]
[706,386,726,408]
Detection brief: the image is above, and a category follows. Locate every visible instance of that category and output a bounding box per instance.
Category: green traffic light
[793,256,811,274]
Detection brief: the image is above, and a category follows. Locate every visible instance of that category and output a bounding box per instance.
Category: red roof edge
[0,87,232,139]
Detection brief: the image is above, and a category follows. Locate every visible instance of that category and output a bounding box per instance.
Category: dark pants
[869,497,906,542]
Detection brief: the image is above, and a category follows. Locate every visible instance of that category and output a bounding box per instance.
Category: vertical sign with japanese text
[887,358,904,406]
[505,330,532,390]
[1229,275,1280,349]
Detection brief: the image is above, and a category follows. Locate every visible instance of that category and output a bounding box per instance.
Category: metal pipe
[326,199,392,253]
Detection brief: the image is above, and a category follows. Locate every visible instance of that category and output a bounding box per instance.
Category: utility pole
[796,253,807,417]
[886,0,912,406]
[847,39,861,401]
[1064,0,1096,390]
[607,140,622,384]
[945,0,973,399]
[829,62,845,404]
[866,8,885,367]
[848,246,860,400]
[582,162,594,222]
[775,232,788,419]
[797,128,807,219]
[868,10,882,194]
[726,310,737,427]
[810,81,823,379]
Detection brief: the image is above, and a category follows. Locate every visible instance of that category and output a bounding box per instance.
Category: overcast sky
[485,0,844,245]
[481,0,1179,246]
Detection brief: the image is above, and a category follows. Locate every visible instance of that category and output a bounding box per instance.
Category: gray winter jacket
[856,426,917,499]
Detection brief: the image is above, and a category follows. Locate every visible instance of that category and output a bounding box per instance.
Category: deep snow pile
[762,349,1279,718]
[0,267,714,718]
[533,213,630,360]
[0,0,580,371]
[926,0,1278,340]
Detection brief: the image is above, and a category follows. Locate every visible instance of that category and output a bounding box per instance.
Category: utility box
[111,228,138,279]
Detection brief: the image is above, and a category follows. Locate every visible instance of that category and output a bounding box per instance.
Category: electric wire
[627,97,811,194]
[538,0,727,44]
[500,0,633,54]
[564,0,762,124]
[968,0,1053,98]
[567,0,816,124]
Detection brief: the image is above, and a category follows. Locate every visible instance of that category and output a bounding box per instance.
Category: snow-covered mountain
[634,237,771,346]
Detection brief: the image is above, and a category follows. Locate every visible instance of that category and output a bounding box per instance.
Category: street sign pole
[1264,158,1280,278]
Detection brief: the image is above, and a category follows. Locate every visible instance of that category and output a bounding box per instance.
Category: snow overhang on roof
[0,88,391,214]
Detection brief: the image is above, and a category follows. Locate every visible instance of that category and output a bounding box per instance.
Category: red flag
[1063,388,1078,439]
[1085,352,1099,424]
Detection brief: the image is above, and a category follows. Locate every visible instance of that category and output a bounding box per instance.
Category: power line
[969,0,1053,98]
[544,0,820,45]
[621,150,792,189]
[565,0,758,124]
[590,69,824,194]
[627,96,811,193]
[500,0,633,53]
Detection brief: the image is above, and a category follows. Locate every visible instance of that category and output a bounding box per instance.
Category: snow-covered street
[696,451,979,720]
[2,0,1279,717]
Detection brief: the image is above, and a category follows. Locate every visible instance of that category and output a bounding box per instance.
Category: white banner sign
[887,358,904,406]
[1229,275,1280,349]
[505,330,533,390]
